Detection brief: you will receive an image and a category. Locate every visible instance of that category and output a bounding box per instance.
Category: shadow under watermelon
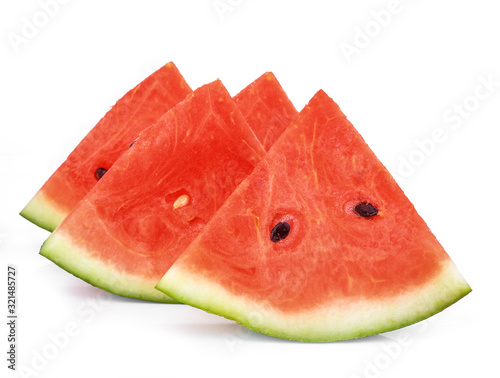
[175,321,390,347]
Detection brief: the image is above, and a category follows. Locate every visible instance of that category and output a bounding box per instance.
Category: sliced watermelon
[40,80,269,302]
[21,68,296,232]
[156,90,471,341]
[234,72,298,151]
[21,62,192,232]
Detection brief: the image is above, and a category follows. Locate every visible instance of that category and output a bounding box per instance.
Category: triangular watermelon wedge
[40,80,271,302]
[156,90,471,341]
[21,62,193,232]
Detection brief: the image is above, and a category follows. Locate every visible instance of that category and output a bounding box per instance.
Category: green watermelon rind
[40,231,178,303]
[20,191,64,232]
[156,260,471,342]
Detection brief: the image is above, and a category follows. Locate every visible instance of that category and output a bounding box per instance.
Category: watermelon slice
[156,90,471,341]
[234,72,298,151]
[21,62,192,232]
[40,80,270,302]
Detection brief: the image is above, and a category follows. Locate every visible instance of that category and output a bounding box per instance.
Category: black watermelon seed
[129,139,137,148]
[270,222,291,242]
[94,168,108,180]
[354,202,378,217]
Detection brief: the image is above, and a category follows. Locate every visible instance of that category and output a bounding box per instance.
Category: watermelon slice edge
[41,230,173,302]
[21,191,65,232]
[157,259,470,341]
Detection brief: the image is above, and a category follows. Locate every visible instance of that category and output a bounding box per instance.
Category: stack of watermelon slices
[21,62,471,342]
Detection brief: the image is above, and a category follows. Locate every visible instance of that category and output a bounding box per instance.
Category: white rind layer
[156,259,471,341]
[40,231,177,303]
[20,191,66,232]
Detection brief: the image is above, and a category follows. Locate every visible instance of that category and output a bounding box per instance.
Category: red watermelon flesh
[21,62,192,232]
[40,80,268,302]
[156,90,471,341]
[234,72,298,151]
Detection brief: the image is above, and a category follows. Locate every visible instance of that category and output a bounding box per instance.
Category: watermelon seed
[173,194,190,210]
[94,168,107,180]
[129,139,137,147]
[270,222,291,242]
[354,202,378,217]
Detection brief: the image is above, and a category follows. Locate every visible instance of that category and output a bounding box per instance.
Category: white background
[1,0,499,377]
